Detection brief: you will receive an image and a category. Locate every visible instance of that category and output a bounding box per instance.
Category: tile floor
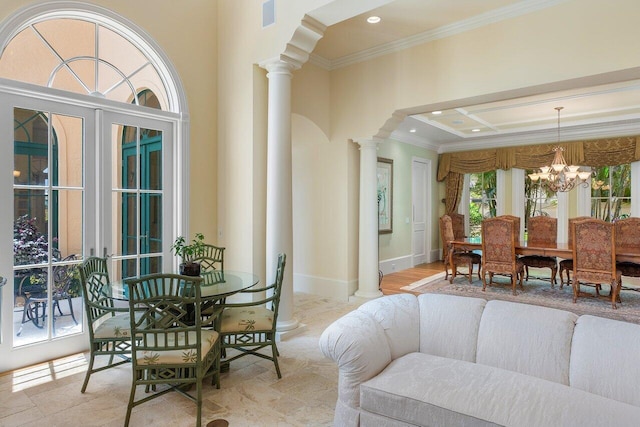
[0,293,361,427]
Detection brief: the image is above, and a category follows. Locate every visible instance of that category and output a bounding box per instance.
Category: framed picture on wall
[377,157,393,234]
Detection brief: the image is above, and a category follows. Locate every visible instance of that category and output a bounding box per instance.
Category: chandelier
[528,107,591,192]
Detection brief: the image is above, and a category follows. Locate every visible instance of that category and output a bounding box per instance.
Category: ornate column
[355,139,383,299]
[263,59,299,332]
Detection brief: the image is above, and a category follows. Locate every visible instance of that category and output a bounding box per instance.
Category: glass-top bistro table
[103,270,259,302]
[104,270,259,374]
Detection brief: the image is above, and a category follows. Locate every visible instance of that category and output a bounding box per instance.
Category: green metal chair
[186,243,225,271]
[79,256,133,393]
[189,243,226,318]
[219,253,286,379]
[124,273,221,427]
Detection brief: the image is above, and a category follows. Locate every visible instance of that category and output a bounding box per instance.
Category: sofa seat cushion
[360,352,640,427]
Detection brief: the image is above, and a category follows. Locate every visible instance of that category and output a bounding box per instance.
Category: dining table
[449,238,640,275]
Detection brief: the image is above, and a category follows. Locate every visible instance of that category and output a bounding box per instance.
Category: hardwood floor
[380,261,445,295]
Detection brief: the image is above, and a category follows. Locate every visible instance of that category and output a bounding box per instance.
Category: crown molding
[439,118,640,153]
[311,0,567,71]
[388,131,440,152]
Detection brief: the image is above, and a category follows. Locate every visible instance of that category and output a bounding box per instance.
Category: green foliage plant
[170,233,206,264]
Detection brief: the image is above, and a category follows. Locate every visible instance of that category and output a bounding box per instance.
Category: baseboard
[294,273,356,302]
[379,255,413,275]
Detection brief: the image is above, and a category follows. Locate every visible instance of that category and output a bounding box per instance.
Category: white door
[412,158,430,266]
[0,90,178,372]
[101,111,175,283]
[1,93,96,370]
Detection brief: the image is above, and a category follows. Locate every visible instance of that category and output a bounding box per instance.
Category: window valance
[437,136,640,182]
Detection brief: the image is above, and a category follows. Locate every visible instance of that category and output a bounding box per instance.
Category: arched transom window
[0,17,167,109]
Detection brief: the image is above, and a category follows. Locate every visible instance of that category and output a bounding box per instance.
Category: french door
[103,111,174,285]
[1,88,177,372]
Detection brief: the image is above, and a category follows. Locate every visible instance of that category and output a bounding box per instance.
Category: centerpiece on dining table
[171,232,206,276]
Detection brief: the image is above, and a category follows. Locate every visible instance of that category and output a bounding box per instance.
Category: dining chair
[448,212,467,240]
[439,215,481,284]
[219,253,286,379]
[189,243,226,319]
[79,256,133,393]
[187,243,225,271]
[571,218,622,309]
[499,215,521,242]
[481,216,524,295]
[124,273,221,427]
[520,216,558,285]
[559,216,591,287]
[614,217,640,293]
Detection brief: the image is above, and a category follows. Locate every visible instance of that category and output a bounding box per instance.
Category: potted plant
[171,232,206,276]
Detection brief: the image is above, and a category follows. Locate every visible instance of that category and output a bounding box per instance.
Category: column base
[276,317,300,332]
[276,322,306,342]
[353,289,383,300]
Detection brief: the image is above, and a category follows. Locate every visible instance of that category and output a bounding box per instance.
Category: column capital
[353,138,382,150]
[259,57,297,77]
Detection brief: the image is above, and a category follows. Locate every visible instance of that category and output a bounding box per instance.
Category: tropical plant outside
[591,164,631,221]
[469,171,497,237]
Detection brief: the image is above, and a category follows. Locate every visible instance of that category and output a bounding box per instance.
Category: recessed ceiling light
[367,16,381,24]
[409,128,417,133]
[431,111,442,115]
[471,128,481,132]
[452,120,464,125]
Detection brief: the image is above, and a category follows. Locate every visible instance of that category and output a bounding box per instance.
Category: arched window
[0,15,169,109]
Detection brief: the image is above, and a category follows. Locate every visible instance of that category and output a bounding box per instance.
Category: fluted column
[355,139,383,299]
[263,59,299,332]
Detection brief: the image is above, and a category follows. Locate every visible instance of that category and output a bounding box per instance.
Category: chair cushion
[135,330,219,365]
[617,261,640,277]
[220,307,274,332]
[93,312,134,339]
[520,255,557,268]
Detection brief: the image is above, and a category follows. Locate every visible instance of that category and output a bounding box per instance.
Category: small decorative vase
[180,262,201,276]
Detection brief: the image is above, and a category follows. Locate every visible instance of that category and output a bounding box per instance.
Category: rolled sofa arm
[319,293,420,425]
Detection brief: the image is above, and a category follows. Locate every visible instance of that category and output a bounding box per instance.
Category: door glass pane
[148,194,162,253]
[13,109,84,346]
[111,122,163,281]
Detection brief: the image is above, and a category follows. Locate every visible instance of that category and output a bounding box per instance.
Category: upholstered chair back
[614,217,640,253]
[481,217,517,275]
[528,216,557,246]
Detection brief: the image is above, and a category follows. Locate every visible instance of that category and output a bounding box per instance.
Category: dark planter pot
[179,262,201,276]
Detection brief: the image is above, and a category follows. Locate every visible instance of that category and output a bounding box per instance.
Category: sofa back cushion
[359,293,420,360]
[570,315,640,406]
[476,300,577,385]
[418,294,486,362]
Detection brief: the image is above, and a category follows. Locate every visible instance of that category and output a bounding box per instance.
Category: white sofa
[319,293,640,426]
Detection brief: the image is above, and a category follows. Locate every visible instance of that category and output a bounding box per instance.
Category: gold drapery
[444,172,464,214]
[437,136,639,210]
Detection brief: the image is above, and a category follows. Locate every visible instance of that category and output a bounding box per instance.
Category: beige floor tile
[0,293,361,427]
